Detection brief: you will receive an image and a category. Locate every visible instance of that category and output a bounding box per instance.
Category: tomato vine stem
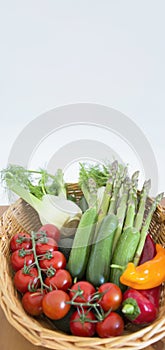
[30,231,51,293]
[66,288,109,322]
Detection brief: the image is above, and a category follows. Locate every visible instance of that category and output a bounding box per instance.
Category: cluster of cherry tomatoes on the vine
[10,224,124,338]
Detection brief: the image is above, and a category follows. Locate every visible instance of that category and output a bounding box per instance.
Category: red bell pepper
[139,233,156,265]
[122,288,158,324]
[138,234,161,309]
[139,286,161,310]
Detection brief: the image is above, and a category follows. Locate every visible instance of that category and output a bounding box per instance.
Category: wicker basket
[0,187,165,350]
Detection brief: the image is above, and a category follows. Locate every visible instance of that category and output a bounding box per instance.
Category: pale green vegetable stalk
[81,177,98,209]
[133,192,164,266]
[93,161,118,242]
[112,177,130,253]
[134,179,151,231]
[97,179,113,223]
[96,186,106,212]
[123,171,139,230]
[97,161,118,223]
[108,163,127,215]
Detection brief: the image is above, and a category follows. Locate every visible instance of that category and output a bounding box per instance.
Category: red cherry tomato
[70,310,96,337]
[38,224,60,242]
[22,291,44,316]
[39,251,66,270]
[96,312,124,338]
[14,267,39,293]
[98,283,122,311]
[69,281,96,307]
[42,290,71,320]
[10,232,32,252]
[36,237,58,255]
[44,269,72,292]
[10,250,34,272]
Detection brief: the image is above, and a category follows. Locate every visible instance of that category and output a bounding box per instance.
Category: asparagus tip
[156,192,164,203]
[132,170,140,181]
[111,160,118,173]
[144,179,151,189]
[123,176,131,185]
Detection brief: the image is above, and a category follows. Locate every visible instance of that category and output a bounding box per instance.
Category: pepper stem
[110,264,125,270]
[121,297,140,320]
[122,304,135,315]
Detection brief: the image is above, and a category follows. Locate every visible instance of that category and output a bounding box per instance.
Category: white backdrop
[0,0,165,204]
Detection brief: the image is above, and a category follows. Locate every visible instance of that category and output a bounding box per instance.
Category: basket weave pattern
[0,192,165,350]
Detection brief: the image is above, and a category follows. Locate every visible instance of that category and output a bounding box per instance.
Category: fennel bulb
[1,164,82,229]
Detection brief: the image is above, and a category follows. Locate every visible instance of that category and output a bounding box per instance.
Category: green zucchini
[86,214,118,287]
[110,227,140,291]
[67,207,97,279]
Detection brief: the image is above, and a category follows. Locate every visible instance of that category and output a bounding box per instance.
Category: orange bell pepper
[120,243,165,289]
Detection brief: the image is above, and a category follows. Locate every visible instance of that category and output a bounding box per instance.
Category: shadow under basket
[0,188,165,350]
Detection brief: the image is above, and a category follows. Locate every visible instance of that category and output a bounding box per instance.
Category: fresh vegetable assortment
[2,160,165,338]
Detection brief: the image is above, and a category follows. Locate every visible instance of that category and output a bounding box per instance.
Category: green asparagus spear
[108,164,127,215]
[112,177,130,253]
[132,171,139,213]
[92,162,118,244]
[134,179,151,231]
[97,161,118,223]
[133,192,164,266]
[81,177,98,209]
[123,171,139,230]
